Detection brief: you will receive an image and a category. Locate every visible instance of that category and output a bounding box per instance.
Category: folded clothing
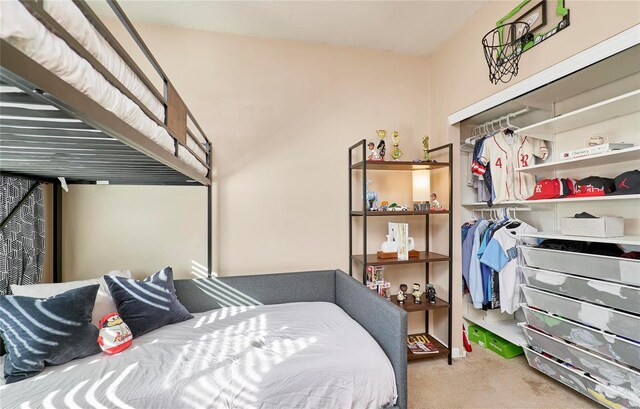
[538,239,589,253]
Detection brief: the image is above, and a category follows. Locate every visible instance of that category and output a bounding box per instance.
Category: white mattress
[0,302,397,408]
[0,0,208,177]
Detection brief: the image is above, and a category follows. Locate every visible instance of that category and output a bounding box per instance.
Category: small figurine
[412,283,422,304]
[397,290,406,304]
[426,284,437,304]
[430,192,442,210]
[391,131,403,161]
[376,130,387,160]
[367,142,380,160]
[422,135,430,161]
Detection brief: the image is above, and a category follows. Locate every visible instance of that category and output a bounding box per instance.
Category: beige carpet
[408,346,600,409]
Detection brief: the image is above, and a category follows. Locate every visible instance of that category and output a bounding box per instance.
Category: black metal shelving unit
[348,139,454,365]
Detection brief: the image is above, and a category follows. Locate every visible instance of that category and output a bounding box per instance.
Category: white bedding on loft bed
[0,0,208,177]
[0,302,398,409]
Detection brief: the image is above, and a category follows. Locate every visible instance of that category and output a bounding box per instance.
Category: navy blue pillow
[0,285,101,384]
[104,267,192,338]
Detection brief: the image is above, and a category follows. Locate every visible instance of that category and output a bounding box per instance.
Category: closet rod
[471,107,530,137]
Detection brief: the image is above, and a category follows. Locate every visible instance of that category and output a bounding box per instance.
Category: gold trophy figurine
[390,131,403,161]
[422,135,430,161]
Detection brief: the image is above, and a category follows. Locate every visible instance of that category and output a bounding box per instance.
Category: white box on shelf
[560,216,624,238]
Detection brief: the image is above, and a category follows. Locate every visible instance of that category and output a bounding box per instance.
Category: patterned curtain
[0,176,45,295]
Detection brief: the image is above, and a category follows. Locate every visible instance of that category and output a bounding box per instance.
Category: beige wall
[425,1,640,351]
[62,24,429,281]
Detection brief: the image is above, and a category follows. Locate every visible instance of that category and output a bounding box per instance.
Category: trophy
[376,130,387,160]
[422,135,430,161]
[390,131,403,161]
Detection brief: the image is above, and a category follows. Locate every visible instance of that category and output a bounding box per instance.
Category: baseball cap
[607,170,640,196]
[528,178,561,200]
[572,176,615,197]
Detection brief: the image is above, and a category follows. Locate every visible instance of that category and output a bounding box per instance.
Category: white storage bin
[524,347,640,409]
[560,217,624,238]
[522,305,640,370]
[521,286,640,342]
[522,324,640,398]
[519,246,640,286]
[522,267,640,315]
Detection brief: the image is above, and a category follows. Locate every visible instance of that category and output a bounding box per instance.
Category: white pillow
[10,270,132,328]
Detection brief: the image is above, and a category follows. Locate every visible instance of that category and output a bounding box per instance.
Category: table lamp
[412,170,430,211]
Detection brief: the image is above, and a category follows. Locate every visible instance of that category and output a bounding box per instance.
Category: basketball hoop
[482,22,531,84]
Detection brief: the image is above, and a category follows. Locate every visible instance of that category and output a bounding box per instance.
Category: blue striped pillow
[104,267,192,338]
[0,285,101,383]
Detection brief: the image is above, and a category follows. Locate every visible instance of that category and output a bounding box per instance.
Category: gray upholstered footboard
[174,269,407,409]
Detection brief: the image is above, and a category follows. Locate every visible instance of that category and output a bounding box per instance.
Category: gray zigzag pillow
[104,267,192,338]
[0,284,101,383]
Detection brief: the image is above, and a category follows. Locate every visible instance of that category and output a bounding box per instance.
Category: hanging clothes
[479,133,549,203]
[0,177,45,295]
[480,222,538,314]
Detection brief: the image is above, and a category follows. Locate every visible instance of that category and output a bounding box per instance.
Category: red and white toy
[97,312,133,355]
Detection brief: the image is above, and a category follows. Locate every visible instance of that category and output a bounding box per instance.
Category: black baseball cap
[607,170,640,195]
[572,176,615,197]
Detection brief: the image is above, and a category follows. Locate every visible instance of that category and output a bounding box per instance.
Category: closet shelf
[463,314,527,346]
[515,89,640,140]
[351,210,450,216]
[407,333,449,361]
[352,251,449,266]
[515,146,640,174]
[462,194,640,206]
[390,296,450,312]
[351,161,449,170]
[517,231,640,246]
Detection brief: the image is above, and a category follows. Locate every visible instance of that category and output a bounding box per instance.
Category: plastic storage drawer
[524,347,640,409]
[522,305,640,370]
[519,246,640,286]
[521,286,640,342]
[522,324,640,397]
[522,267,640,315]
[468,325,487,347]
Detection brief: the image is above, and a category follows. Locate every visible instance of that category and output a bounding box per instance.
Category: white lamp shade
[412,170,430,202]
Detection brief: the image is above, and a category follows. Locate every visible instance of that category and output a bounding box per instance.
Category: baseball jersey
[480,222,538,314]
[480,133,548,203]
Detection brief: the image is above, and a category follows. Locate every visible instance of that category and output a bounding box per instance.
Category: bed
[0,270,408,409]
[0,0,210,184]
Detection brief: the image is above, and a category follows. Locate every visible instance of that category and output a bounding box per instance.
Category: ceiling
[94,1,487,56]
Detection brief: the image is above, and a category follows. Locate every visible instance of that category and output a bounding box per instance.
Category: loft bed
[0,0,213,278]
[0,2,408,407]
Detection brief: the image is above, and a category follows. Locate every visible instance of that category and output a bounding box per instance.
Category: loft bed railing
[0,0,214,280]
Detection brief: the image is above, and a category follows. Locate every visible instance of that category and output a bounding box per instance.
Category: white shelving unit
[515,146,640,174]
[462,194,640,206]
[518,231,640,247]
[515,89,640,141]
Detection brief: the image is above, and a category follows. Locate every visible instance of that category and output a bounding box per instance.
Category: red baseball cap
[528,178,561,200]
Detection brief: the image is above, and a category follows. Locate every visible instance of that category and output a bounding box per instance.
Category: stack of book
[407,334,439,355]
[560,143,633,160]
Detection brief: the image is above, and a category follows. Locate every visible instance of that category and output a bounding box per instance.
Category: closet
[457,43,640,407]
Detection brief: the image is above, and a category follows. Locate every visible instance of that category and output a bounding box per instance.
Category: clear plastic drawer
[519,246,640,287]
[522,324,640,398]
[522,305,640,370]
[524,347,640,409]
[522,267,640,315]
[521,286,640,342]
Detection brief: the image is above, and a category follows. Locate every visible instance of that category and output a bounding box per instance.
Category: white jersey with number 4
[480,133,548,203]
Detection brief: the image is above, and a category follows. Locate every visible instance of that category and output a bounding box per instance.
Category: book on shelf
[560,143,634,160]
[407,334,439,354]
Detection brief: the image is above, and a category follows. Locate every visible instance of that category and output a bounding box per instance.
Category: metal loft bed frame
[0,0,213,281]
